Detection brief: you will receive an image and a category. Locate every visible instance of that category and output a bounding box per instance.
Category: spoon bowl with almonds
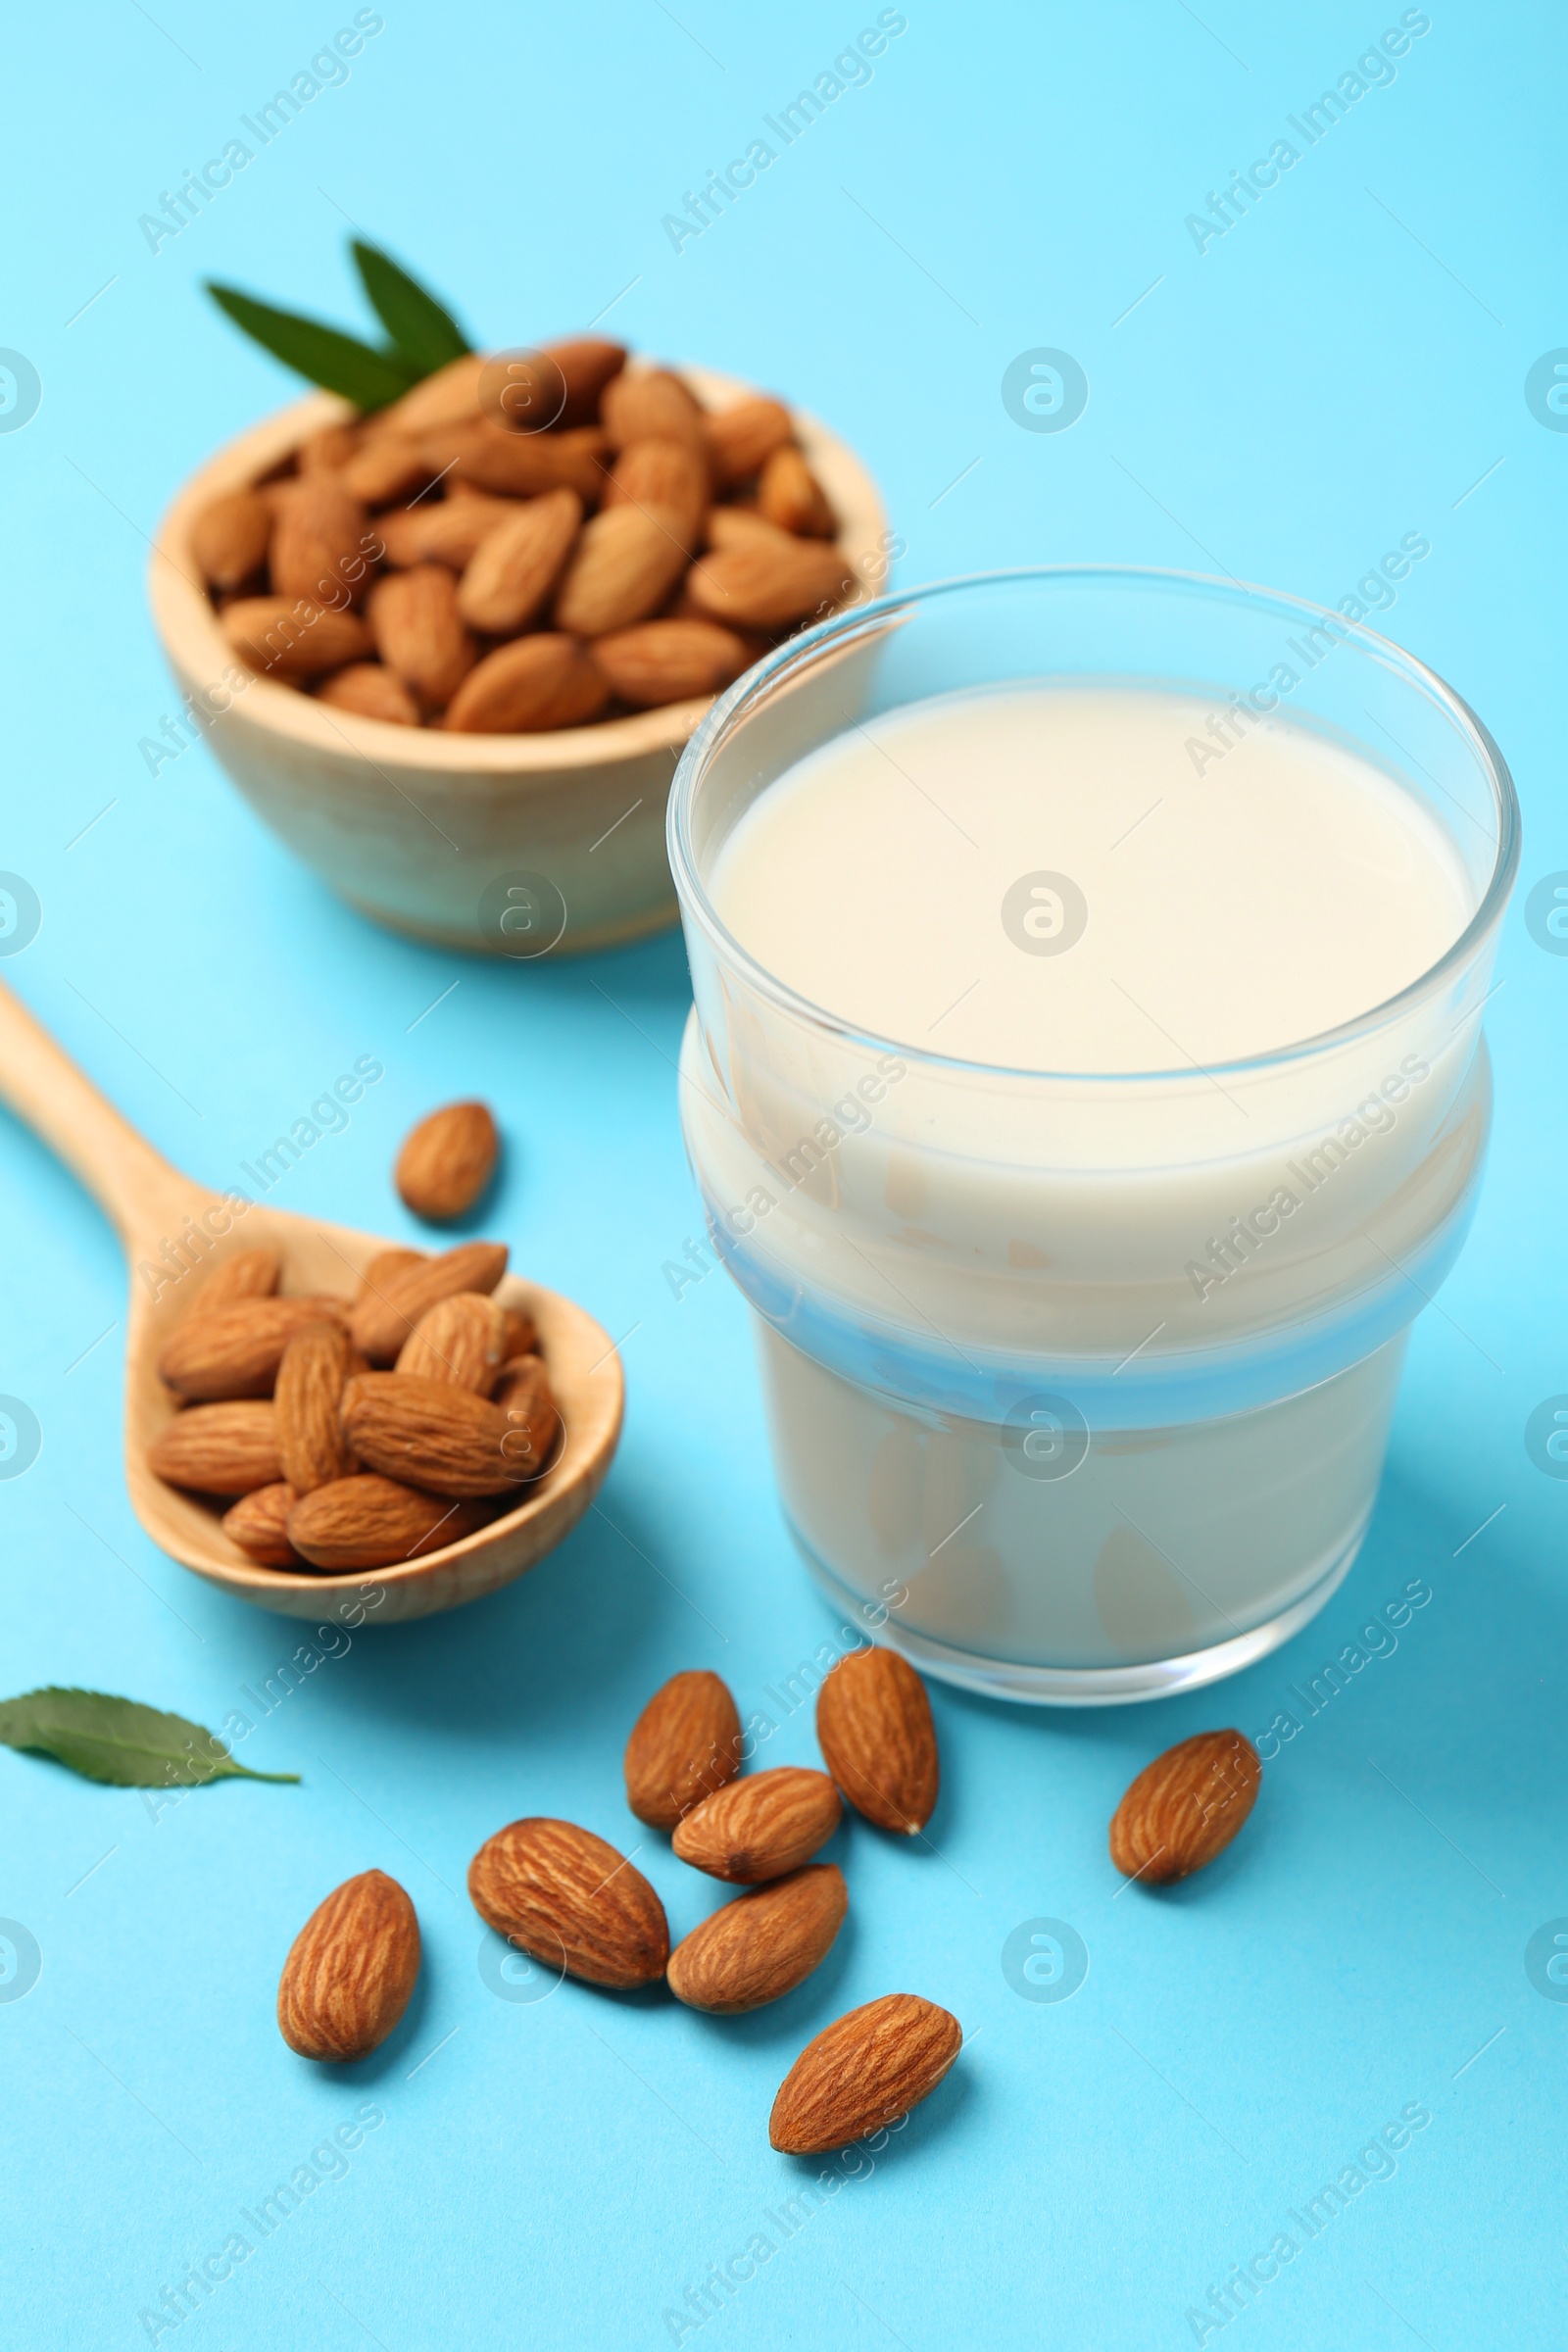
[0,979,623,1621]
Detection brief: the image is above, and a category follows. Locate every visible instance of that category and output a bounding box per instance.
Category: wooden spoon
[0,978,624,1623]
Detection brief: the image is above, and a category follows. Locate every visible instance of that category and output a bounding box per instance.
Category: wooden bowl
[147,368,888,957]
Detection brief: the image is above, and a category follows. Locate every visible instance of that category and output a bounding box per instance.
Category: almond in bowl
[150,344,889,956]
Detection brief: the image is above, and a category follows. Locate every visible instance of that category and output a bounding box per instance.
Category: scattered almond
[667,1864,846,2015]
[317,662,420,725]
[277,1870,420,2062]
[350,1241,508,1363]
[672,1766,841,1884]
[395,1293,508,1392]
[458,489,581,634]
[275,1322,362,1494]
[444,634,610,733]
[192,487,272,589]
[592,618,749,709]
[769,1994,962,2153]
[157,1296,349,1400]
[553,505,690,638]
[468,1817,668,1988]
[395,1100,500,1222]
[1109,1730,1261,1884]
[148,1401,281,1495]
[287,1474,488,1570]
[368,564,476,710]
[624,1669,743,1831]
[221,1481,302,1567]
[816,1648,939,1835]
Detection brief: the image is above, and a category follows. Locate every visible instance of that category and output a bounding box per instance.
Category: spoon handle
[0,976,194,1245]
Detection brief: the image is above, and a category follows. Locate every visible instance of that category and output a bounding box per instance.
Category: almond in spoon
[221,1481,301,1566]
[672,1766,841,1884]
[275,1321,362,1494]
[287,1474,488,1570]
[667,1864,846,2014]
[157,1296,349,1399]
[623,1669,742,1831]
[149,1401,281,1495]
[467,1817,668,1988]
[394,1293,508,1392]
[349,1241,507,1363]
[340,1373,521,1496]
[770,1993,961,2153]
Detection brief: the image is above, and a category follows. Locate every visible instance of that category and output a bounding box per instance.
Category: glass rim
[667,564,1521,1087]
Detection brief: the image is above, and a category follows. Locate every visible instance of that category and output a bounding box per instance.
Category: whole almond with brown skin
[378,351,486,436]
[395,1293,508,1392]
[157,1296,349,1400]
[624,1669,743,1831]
[770,1993,961,2154]
[368,565,476,710]
[501,1307,539,1358]
[592,618,749,709]
[288,1474,489,1570]
[189,1246,281,1311]
[538,335,627,427]
[221,1481,301,1566]
[704,506,799,556]
[687,540,853,629]
[482,337,626,431]
[816,1647,939,1835]
[553,506,690,638]
[377,491,514,569]
[672,1767,841,1884]
[275,1321,362,1494]
[395,1100,500,1223]
[444,634,610,734]
[340,433,429,508]
[277,1870,420,2062]
[703,397,794,487]
[448,421,610,503]
[299,420,363,473]
[668,1864,847,2015]
[467,1817,668,1988]
[341,1373,520,1497]
[604,440,708,547]
[192,487,272,588]
[149,1401,280,1495]
[350,1241,506,1363]
[270,475,371,606]
[602,368,706,453]
[458,489,581,634]
[317,662,420,726]
[492,1354,562,1477]
[1109,1730,1261,1884]
[223,596,374,680]
[758,445,836,538]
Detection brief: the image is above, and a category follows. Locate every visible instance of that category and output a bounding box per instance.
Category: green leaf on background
[205,283,418,412]
[0,1689,299,1787]
[351,241,470,374]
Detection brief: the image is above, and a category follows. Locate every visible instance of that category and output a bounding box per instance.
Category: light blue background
[1,4,1562,2344]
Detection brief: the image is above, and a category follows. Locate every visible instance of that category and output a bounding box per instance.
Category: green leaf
[351,241,470,375]
[205,283,418,413]
[0,1688,299,1788]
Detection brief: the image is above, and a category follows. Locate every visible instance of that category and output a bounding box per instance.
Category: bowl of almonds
[149,248,888,956]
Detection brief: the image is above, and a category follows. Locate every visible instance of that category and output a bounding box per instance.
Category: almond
[467,1817,668,1989]
[378,352,486,436]
[149,1401,281,1495]
[769,1994,962,2154]
[275,1321,362,1494]
[704,506,798,555]
[591,617,749,709]
[448,421,610,503]
[298,420,362,474]
[444,633,610,733]
[277,1870,420,2062]
[1109,1730,1261,1884]
[668,1864,846,2015]
[816,1647,939,1835]
[603,440,708,548]
[350,1241,507,1362]
[395,1293,508,1392]
[395,1100,501,1222]
[758,444,836,538]
[686,540,853,629]
[702,396,794,486]
[538,335,627,427]
[223,596,374,681]
[672,1766,841,1884]
[189,1246,281,1311]
[157,1296,349,1400]
[553,506,690,638]
[270,475,371,607]
[491,1353,562,1478]
[457,490,581,634]
[377,491,515,569]
[340,433,430,508]
[368,564,476,710]
[602,368,706,453]
[340,1372,522,1497]
[192,488,272,588]
[221,1481,301,1567]
[316,662,420,726]
[483,337,627,431]
[502,1309,539,1358]
[624,1670,743,1831]
[287,1474,489,1570]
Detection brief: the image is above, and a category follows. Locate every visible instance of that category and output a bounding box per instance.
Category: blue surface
[0,4,1561,2344]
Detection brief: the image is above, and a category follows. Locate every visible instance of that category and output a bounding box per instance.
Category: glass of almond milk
[668,569,1517,1702]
